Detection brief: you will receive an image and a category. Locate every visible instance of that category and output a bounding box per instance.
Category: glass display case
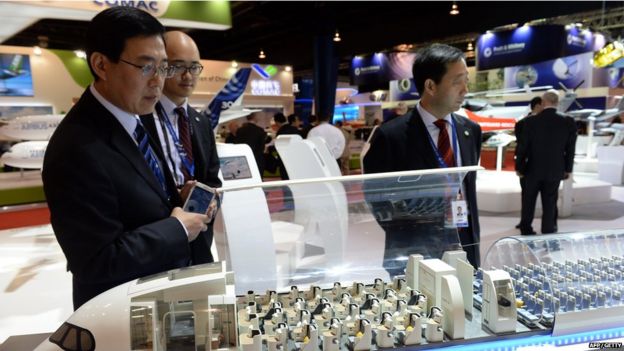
[214,166,476,295]
[482,230,624,336]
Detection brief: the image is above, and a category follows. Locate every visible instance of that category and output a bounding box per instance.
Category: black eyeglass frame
[119,58,175,79]
[169,63,204,76]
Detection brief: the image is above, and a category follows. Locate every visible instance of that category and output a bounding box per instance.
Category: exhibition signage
[351,52,416,87]
[503,52,593,89]
[4,1,231,30]
[477,25,604,71]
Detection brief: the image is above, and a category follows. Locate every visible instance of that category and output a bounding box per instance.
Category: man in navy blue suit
[364,44,482,275]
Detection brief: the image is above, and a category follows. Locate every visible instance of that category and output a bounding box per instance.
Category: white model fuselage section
[0,114,63,141]
[0,141,47,169]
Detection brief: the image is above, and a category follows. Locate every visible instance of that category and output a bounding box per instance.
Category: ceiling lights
[450,1,459,15]
[74,50,86,59]
[258,49,266,59]
[333,30,341,42]
[466,42,474,51]
[231,60,238,68]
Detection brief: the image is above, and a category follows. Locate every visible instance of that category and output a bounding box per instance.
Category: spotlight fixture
[450,1,459,15]
[258,49,266,59]
[466,42,474,51]
[285,66,292,72]
[74,50,86,59]
[231,60,238,68]
[33,46,42,56]
[333,30,341,42]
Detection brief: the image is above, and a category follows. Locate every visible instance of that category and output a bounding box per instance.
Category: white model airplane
[0,140,47,169]
[483,132,516,148]
[0,114,64,141]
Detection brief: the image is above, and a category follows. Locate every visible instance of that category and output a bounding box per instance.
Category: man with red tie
[140,31,221,264]
[363,44,482,275]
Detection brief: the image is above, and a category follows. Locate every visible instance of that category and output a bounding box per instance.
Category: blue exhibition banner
[351,52,416,87]
[477,25,604,71]
[503,52,593,90]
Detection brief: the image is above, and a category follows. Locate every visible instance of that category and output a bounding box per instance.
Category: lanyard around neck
[155,103,195,179]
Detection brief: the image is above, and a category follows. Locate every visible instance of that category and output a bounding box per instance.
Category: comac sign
[93,0,161,13]
[250,64,282,96]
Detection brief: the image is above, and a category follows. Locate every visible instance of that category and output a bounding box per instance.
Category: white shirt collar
[90,84,138,137]
[417,102,452,126]
[160,95,188,121]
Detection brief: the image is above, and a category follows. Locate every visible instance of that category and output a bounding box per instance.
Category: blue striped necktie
[133,120,168,196]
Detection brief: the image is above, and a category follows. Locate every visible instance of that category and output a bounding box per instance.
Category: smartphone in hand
[183,183,221,220]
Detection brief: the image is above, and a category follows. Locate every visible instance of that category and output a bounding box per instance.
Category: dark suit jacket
[235,122,267,175]
[43,88,192,309]
[140,102,222,264]
[514,116,530,162]
[363,109,482,266]
[515,108,577,181]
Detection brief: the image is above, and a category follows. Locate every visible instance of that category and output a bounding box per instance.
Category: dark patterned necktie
[133,120,168,195]
[433,119,455,167]
[174,106,194,181]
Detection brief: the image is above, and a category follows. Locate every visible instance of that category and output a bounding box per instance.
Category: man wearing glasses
[141,31,222,264]
[42,7,209,310]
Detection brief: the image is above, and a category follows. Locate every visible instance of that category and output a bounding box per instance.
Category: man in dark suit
[140,31,221,264]
[516,90,577,235]
[514,96,543,229]
[363,44,482,274]
[42,7,209,310]
[235,113,267,177]
[272,112,300,180]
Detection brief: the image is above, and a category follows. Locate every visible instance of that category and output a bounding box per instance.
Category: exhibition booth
[2,5,624,350]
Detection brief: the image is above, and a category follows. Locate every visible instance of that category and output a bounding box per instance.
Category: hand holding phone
[183,183,221,222]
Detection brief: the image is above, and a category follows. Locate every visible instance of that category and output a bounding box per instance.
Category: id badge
[452,200,469,228]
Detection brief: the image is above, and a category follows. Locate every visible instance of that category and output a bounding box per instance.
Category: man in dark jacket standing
[364,44,482,274]
[516,90,577,235]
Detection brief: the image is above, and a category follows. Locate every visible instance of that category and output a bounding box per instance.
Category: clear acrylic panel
[214,166,478,295]
[483,230,624,325]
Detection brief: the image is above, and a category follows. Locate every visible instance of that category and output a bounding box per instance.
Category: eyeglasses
[119,58,175,79]
[169,63,204,76]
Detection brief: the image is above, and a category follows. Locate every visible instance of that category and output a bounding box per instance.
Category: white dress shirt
[152,95,190,187]
[417,102,463,167]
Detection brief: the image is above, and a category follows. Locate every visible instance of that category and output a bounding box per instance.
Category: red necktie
[433,119,455,167]
[174,106,194,181]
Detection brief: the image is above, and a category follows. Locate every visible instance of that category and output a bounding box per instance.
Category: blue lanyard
[156,103,195,179]
[425,117,459,168]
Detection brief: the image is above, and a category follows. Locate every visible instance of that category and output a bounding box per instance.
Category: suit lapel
[408,109,439,169]
[139,106,163,155]
[452,114,473,166]
[85,92,170,204]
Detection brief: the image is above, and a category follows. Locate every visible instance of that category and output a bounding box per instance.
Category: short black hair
[86,6,165,79]
[530,96,542,110]
[287,114,299,124]
[273,112,286,124]
[412,43,464,95]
